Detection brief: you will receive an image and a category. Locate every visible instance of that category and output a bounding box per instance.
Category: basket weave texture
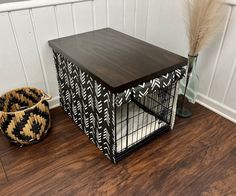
[0,87,51,145]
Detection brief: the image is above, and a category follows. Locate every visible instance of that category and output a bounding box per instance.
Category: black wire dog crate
[115,82,178,157]
[49,28,187,163]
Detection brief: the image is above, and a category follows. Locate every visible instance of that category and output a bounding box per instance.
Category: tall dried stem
[185,0,226,56]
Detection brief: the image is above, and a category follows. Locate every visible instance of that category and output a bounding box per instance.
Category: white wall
[0,0,235,123]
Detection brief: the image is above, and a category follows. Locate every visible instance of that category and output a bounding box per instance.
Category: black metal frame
[114,82,177,161]
[115,125,170,162]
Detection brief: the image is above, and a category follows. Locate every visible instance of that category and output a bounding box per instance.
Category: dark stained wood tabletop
[49,28,187,93]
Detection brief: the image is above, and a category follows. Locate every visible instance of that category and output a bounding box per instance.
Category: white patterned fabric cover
[53,50,185,163]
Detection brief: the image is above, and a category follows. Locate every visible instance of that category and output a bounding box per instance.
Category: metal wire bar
[115,82,177,155]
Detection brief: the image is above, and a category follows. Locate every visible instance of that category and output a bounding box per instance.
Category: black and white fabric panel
[115,68,186,107]
[53,51,116,162]
[170,81,180,130]
[53,50,185,162]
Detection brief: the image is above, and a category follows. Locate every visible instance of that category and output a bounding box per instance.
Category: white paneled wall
[0,0,235,123]
[147,0,188,56]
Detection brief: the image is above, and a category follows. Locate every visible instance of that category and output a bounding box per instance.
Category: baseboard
[197,93,236,124]
[49,96,60,109]
[226,0,236,6]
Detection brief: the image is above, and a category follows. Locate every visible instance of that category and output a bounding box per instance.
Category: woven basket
[0,87,51,145]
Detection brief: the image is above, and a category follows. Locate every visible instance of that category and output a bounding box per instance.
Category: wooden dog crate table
[49,28,187,163]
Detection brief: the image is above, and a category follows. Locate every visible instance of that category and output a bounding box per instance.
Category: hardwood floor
[0,102,236,195]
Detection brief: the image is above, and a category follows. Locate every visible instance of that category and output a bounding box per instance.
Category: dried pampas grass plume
[185,0,227,56]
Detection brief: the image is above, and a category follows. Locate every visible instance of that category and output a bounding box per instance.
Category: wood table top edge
[49,28,188,93]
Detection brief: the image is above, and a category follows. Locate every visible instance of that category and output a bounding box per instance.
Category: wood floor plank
[178,148,236,196]
[0,103,235,195]
[0,133,15,158]
[0,160,7,185]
